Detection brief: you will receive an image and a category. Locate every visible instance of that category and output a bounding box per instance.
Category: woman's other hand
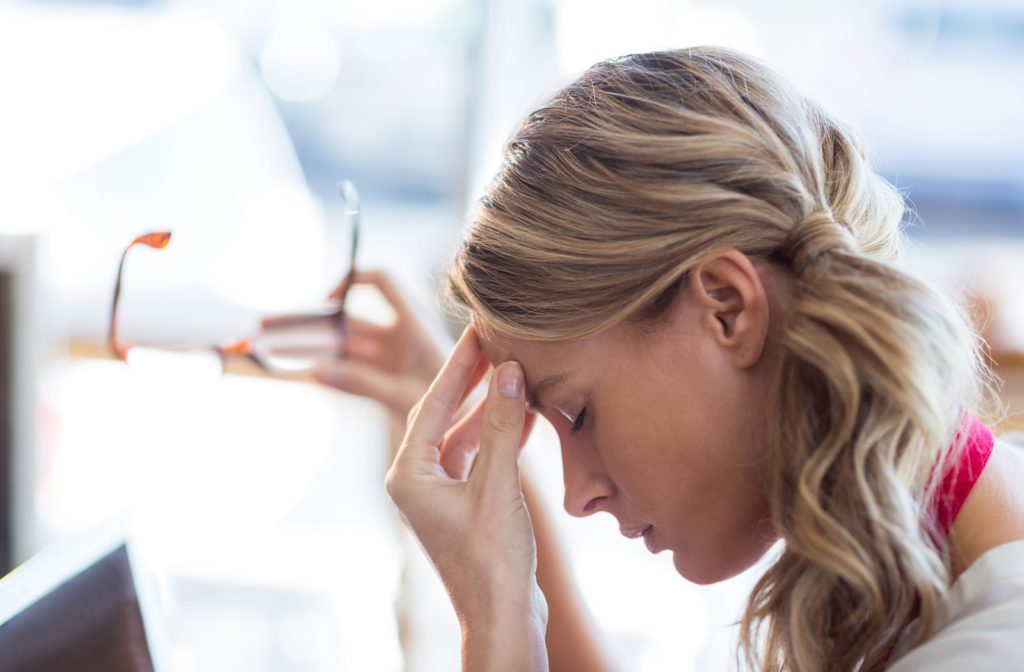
[263,270,448,417]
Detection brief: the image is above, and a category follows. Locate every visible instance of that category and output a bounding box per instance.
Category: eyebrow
[524,372,570,411]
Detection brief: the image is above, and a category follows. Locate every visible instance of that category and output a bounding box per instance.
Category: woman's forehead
[475,328,538,368]
[474,331,578,410]
[473,314,634,363]
[474,322,566,363]
[475,321,623,374]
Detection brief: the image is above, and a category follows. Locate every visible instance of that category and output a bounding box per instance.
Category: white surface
[37,359,404,671]
[889,539,1024,670]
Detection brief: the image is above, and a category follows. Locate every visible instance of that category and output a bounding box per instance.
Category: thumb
[472,361,526,491]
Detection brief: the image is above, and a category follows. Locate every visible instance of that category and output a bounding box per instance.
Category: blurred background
[0,0,1022,670]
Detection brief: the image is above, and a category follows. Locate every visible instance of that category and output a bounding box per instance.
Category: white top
[889,540,1024,670]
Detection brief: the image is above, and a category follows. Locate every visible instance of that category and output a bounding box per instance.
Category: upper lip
[620,525,650,539]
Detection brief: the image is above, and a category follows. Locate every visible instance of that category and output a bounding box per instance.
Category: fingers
[403,326,484,457]
[344,333,384,361]
[259,315,390,367]
[315,361,421,417]
[262,312,389,339]
[520,411,537,451]
[439,395,536,481]
[459,353,491,409]
[260,311,338,331]
[268,269,410,334]
[471,361,526,491]
[331,270,412,320]
[439,397,486,479]
[345,316,391,339]
[259,345,338,359]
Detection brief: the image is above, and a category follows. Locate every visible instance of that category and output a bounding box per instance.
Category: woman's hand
[386,325,547,669]
[262,270,448,417]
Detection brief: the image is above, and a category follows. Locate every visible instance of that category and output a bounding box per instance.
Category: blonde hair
[447,47,999,670]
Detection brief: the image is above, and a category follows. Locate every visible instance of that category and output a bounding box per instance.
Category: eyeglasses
[108,180,361,377]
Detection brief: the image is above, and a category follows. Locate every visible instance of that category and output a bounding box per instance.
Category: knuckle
[406,399,423,427]
[384,466,404,503]
[485,403,521,434]
[384,467,397,495]
[419,391,453,420]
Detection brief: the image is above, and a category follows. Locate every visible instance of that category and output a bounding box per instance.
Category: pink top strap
[929,410,995,544]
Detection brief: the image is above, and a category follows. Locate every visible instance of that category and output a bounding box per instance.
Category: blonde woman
[317,48,1024,670]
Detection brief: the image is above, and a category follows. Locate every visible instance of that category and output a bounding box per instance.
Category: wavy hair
[447,47,999,670]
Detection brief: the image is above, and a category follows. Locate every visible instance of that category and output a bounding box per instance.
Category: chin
[673,553,742,585]
[672,540,775,585]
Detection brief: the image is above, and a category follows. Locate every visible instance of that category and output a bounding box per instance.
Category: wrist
[456,576,547,626]
[461,580,548,626]
[460,585,548,671]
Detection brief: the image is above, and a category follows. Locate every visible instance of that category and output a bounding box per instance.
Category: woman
[319,47,1024,670]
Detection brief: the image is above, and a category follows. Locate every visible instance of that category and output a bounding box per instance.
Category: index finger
[331,270,412,320]
[404,325,485,452]
[259,310,338,331]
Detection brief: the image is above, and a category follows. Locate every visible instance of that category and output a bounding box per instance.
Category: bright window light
[259,23,341,102]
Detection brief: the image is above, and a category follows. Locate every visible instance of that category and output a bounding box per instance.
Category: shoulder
[889,540,1024,671]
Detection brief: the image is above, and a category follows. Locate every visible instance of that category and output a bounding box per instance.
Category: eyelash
[570,407,588,435]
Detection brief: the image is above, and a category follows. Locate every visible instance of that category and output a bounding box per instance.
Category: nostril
[581,495,608,516]
[563,476,615,518]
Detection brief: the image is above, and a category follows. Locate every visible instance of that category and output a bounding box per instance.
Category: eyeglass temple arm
[109,248,131,359]
[109,232,172,359]
[334,180,361,311]
[216,338,274,374]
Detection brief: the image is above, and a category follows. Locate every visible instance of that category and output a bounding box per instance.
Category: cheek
[601,346,765,518]
[592,382,711,504]
[664,340,765,463]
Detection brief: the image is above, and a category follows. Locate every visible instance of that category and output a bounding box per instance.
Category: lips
[614,522,655,549]
[642,526,657,553]
[620,525,648,539]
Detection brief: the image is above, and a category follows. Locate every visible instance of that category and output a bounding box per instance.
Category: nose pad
[561,441,615,518]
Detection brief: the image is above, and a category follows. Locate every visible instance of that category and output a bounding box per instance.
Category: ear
[687,249,770,369]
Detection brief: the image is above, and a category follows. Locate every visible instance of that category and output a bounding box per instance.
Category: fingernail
[498,362,523,398]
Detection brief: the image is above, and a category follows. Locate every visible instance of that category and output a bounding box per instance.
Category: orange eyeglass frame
[107,231,270,371]
[108,182,360,372]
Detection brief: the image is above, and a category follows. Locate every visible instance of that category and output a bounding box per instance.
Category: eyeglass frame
[108,180,361,374]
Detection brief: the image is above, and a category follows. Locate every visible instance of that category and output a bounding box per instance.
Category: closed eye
[570,407,587,435]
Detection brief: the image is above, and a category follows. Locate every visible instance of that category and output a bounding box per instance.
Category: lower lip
[642,526,656,553]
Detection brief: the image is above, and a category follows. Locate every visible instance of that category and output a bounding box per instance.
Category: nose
[561,436,616,518]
